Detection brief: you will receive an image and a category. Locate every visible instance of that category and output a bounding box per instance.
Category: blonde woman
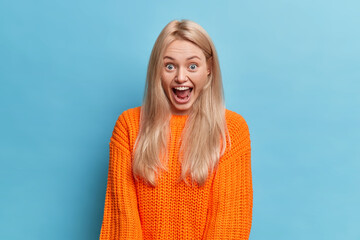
[99,19,253,239]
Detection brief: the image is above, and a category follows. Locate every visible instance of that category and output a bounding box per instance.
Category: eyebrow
[163,55,201,60]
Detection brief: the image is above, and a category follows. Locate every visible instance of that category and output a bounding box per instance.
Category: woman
[100,19,252,239]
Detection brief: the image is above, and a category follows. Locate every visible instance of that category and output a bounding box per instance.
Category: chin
[171,102,193,115]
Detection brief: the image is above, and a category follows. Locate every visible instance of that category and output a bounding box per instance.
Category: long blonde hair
[133,19,227,187]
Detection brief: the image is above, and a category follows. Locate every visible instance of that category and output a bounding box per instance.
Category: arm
[99,113,143,240]
[203,117,253,239]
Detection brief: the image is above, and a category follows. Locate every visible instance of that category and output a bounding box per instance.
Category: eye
[165,63,175,71]
[189,64,198,70]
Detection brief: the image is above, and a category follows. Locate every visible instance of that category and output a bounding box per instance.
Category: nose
[175,67,188,83]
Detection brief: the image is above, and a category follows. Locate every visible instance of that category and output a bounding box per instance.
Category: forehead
[163,40,205,59]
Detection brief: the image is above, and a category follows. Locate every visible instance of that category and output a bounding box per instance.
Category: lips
[171,86,193,104]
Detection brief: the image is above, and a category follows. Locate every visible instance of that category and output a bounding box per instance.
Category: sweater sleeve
[99,113,143,240]
[203,115,253,240]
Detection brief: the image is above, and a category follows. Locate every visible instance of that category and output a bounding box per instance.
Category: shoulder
[224,109,251,150]
[119,106,141,122]
[115,106,141,128]
[225,109,250,134]
[111,106,141,145]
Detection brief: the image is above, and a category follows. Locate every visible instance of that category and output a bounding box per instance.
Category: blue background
[1,0,359,239]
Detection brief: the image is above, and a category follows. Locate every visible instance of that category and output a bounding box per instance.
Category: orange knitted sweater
[99,107,252,240]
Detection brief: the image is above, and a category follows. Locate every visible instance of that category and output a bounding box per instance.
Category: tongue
[175,89,191,99]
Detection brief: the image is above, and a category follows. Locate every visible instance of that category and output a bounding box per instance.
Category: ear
[207,57,213,75]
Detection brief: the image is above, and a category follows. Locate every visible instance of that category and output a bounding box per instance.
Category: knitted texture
[100,107,252,240]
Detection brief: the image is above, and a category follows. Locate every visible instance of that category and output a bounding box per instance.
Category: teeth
[174,86,190,91]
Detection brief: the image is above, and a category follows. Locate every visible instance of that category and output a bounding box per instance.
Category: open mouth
[172,86,193,104]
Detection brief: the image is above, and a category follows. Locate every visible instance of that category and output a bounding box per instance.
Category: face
[161,39,210,115]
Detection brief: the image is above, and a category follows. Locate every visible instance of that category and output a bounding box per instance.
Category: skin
[161,39,211,115]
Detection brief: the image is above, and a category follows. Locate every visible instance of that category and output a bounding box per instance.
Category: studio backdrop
[0,0,359,239]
